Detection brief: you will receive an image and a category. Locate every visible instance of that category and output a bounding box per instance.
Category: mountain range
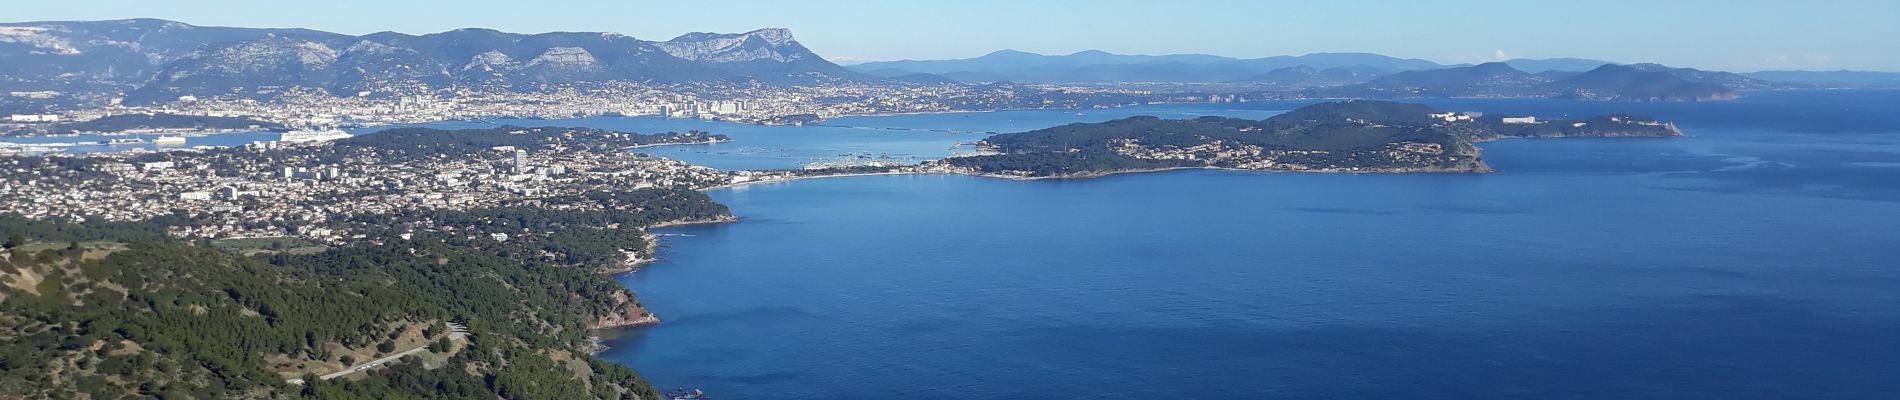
[848,49,1641,83]
[1741,70,1900,87]
[0,18,1885,106]
[849,50,1900,94]
[858,51,1789,100]
[0,19,867,104]
[1321,62,1778,101]
[852,50,1449,83]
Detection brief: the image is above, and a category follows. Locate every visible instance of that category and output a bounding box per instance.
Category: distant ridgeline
[939,100,1680,178]
[0,19,870,103]
[0,189,733,397]
[1311,62,1768,101]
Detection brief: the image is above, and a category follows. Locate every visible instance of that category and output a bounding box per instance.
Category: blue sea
[594,90,1900,399]
[1,104,1280,162]
[14,91,1900,398]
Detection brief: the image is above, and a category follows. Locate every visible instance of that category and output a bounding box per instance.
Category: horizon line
[7,17,1897,74]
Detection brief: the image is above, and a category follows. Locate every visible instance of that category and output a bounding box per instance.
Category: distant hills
[0,19,870,104]
[1497,58,1616,73]
[1,19,1893,106]
[1322,62,1777,101]
[852,49,1446,82]
[859,52,1790,100]
[1339,62,1553,98]
[851,49,1641,84]
[852,49,1900,95]
[1232,65,1391,87]
[1742,70,1900,87]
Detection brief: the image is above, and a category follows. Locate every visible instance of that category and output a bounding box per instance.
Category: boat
[153,136,187,145]
[103,138,147,145]
[278,128,353,143]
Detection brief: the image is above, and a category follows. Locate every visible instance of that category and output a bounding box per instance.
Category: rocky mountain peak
[3,19,868,103]
[742,28,795,45]
[0,25,82,55]
[524,47,598,67]
[202,36,338,72]
[657,28,806,63]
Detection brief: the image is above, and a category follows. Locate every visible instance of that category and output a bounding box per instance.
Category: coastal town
[3,81,1167,140]
[3,126,725,241]
[0,66,1182,248]
[0,97,1683,244]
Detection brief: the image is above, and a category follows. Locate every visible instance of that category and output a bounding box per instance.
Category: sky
[8,0,1899,71]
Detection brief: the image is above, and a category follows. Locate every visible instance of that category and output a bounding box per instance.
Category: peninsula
[928,100,1681,178]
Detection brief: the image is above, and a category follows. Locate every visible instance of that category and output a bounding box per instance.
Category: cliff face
[592,290,661,329]
[595,232,660,275]
[589,215,742,326]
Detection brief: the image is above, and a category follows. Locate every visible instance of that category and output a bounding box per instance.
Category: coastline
[586,215,742,352]
[598,215,742,274]
[694,163,1495,193]
[625,138,732,149]
[566,103,1671,365]
[648,214,741,229]
[969,164,1494,181]
[698,171,929,190]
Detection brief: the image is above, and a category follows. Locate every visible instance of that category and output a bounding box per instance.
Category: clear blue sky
[10,0,1898,71]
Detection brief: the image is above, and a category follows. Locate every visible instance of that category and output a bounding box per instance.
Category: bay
[13,91,1898,398]
[601,90,1900,399]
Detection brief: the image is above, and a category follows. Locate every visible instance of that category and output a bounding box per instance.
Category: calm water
[4,105,1286,166]
[368,105,1288,170]
[12,91,1899,398]
[601,90,1900,399]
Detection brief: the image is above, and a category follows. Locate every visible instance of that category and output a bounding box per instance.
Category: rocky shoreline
[587,214,742,348]
[596,215,742,276]
[962,162,1495,181]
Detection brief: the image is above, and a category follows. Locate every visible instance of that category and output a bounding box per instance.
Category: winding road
[286,322,468,385]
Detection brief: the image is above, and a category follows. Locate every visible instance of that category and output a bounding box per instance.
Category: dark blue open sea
[596,90,1900,399]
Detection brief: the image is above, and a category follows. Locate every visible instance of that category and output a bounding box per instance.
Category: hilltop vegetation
[344,188,734,270]
[0,187,734,399]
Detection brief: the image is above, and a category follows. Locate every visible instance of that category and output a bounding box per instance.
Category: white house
[7,114,60,123]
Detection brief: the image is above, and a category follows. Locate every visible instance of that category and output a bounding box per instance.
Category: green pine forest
[0,187,731,399]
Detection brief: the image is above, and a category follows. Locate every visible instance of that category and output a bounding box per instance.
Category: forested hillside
[0,213,668,399]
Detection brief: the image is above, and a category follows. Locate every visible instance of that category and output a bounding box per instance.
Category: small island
[926,100,1680,178]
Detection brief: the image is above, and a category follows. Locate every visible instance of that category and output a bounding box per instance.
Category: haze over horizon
[7,0,1899,72]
